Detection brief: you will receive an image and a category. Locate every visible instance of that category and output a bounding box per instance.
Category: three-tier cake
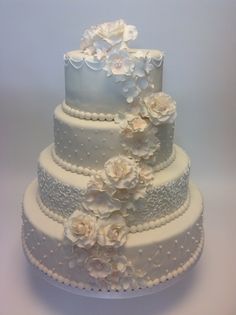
[22,20,204,295]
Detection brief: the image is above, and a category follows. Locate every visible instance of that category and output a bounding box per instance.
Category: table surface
[1,171,235,315]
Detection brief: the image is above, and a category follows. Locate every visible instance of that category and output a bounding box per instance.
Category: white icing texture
[38,145,189,226]
[54,105,174,171]
[64,49,163,114]
[21,20,203,294]
[22,180,203,291]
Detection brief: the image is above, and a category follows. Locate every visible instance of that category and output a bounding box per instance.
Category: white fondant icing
[37,187,190,232]
[54,105,174,171]
[38,145,190,225]
[65,49,163,115]
[21,20,204,295]
[22,180,203,291]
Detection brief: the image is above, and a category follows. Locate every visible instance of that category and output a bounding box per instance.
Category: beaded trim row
[51,146,97,176]
[22,232,204,293]
[62,102,115,121]
[36,190,190,233]
[51,145,176,177]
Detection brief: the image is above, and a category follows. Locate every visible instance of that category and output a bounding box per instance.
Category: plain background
[1,0,236,314]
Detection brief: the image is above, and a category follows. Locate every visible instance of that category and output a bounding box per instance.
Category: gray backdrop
[1,0,236,314]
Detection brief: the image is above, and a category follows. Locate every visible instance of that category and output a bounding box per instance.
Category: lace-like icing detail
[37,159,190,226]
[126,163,190,226]
[36,189,190,233]
[129,194,190,232]
[37,163,85,217]
[37,193,65,223]
[51,146,97,176]
[62,102,115,121]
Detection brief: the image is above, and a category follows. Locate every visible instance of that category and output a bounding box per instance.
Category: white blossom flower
[104,50,135,76]
[82,189,122,219]
[85,256,112,279]
[121,123,160,159]
[133,52,154,78]
[119,114,148,138]
[64,210,97,249]
[103,155,139,190]
[142,92,177,125]
[80,20,138,57]
[122,79,141,103]
[97,214,128,248]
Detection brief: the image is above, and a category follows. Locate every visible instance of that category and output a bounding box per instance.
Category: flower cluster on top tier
[80,19,137,59]
[80,20,156,103]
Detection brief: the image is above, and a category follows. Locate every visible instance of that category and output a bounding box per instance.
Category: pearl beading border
[129,194,190,233]
[36,190,190,233]
[37,193,65,224]
[62,102,115,121]
[51,146,97,176]
[22,232,204,292]
[51,145,176,177]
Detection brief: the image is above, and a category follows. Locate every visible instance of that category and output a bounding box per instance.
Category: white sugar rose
[87,171,106,191]
[121,124,160,159]
[85,256,112,279]
[64,210,97,249]
[142,92,176,125]
[104,50,135,76]
[119,114,148,138]
[139,164,154,184]
[103,155,139,189]
[97,19,137,46]
[80,20,137,56]
[97,214,128,248]
[82,189,122,219]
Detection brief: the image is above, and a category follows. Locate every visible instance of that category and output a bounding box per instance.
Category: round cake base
[28,254,201,299]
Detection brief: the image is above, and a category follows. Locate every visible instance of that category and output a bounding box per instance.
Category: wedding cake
[22,20,204,294]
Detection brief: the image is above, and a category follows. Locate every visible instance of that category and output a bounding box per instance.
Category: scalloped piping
[51,145,176,177]
[62,102,115,121]
[36,191,190,233]
[22,232,204,292]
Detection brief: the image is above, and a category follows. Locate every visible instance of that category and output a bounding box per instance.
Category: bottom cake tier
[22,180,204,292]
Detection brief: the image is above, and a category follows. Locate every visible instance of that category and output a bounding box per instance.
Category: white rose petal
[103,155,140,190]
[142,92,177,125]
[97,214,128,248]
[64,210,97,249]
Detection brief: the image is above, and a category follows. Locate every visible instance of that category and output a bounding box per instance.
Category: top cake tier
[64,49,163,115]
[64,20,165,116]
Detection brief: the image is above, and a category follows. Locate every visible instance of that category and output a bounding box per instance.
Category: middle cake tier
[38,144,190,229]
[53,105,175,173]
